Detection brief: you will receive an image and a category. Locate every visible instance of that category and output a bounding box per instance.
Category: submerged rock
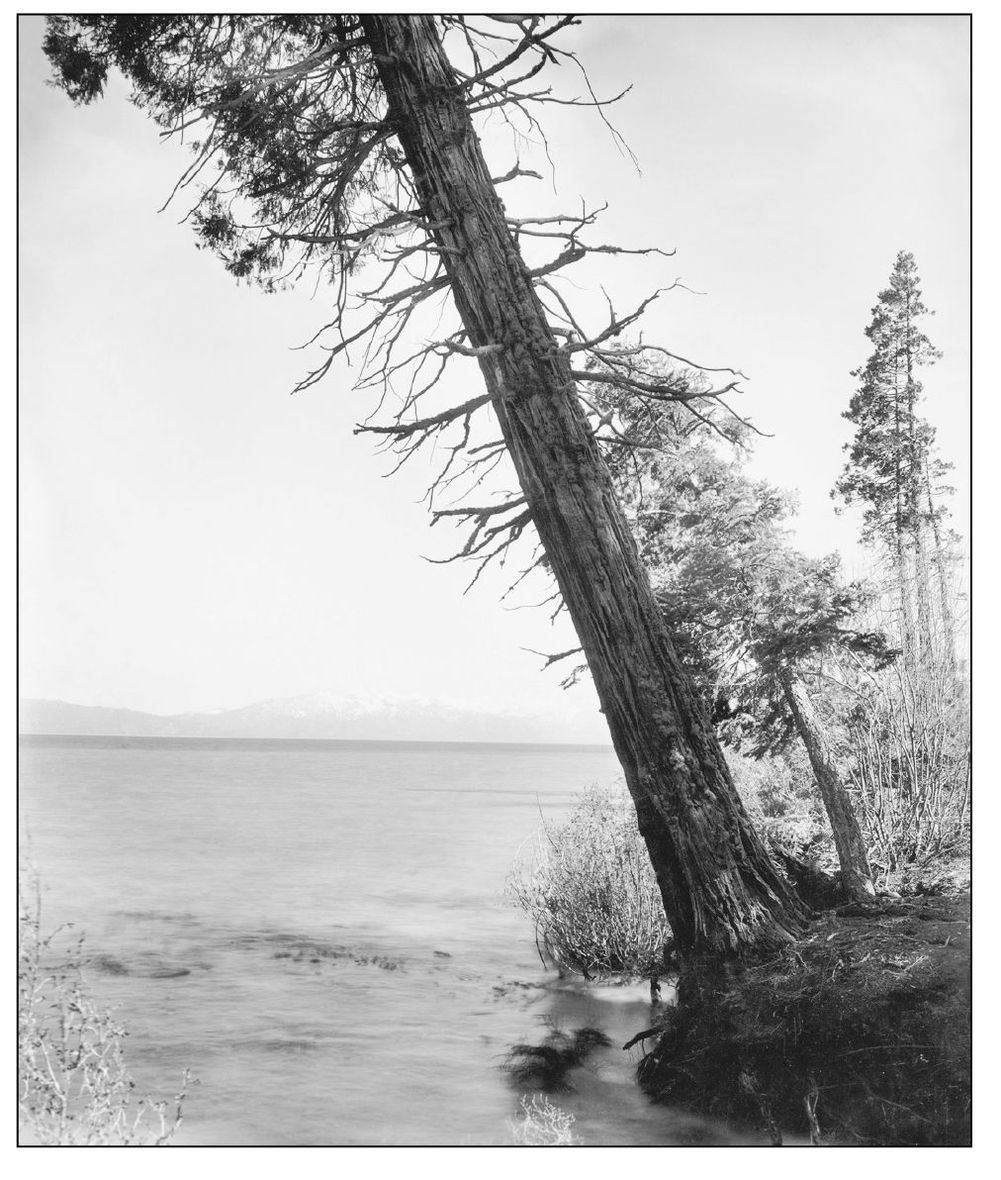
[89,953,191,979]
[90,953,129,975]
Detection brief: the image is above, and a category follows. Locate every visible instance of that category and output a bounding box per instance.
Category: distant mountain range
[18,691,611,746]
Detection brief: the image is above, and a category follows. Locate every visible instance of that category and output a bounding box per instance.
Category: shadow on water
[501,979,769,1146]
[505,1025,612,1090]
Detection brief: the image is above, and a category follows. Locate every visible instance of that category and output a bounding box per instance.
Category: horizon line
[18,732,615,751]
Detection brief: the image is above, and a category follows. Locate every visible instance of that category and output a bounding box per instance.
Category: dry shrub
[842,658,969,879]
[841,559,969,878]
[18,865,190,1145]
[510,1095,578,1146]
[508,782,669,978]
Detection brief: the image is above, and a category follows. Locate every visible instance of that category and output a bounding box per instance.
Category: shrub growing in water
[508,783,670,978]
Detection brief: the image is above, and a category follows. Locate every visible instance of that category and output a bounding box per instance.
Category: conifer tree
[833,252,956,664]
[589,370,890,899]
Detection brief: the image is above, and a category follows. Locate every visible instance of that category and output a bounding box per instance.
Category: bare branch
[521,645,584,669]
[355,393,492,439]
[491,163,543,184]
[435,340,505,358]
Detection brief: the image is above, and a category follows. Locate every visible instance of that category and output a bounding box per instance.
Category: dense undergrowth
[637,892,970,1145]
[509,751,970,1145]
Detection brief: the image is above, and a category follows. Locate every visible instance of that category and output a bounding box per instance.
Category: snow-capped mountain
[18,691,610,745]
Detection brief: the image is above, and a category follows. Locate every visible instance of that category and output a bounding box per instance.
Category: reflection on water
[19,735,758,1145]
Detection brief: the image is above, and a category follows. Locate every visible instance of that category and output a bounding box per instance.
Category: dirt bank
[636,892,971,1145]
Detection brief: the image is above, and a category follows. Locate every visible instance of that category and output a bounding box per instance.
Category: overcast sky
[18,14,970,721]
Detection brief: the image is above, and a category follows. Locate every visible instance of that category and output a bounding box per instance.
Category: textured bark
[363,15,807,955]
[779,668,875,901]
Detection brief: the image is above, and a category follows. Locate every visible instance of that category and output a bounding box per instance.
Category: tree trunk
[903,321,935,670]
[912,524,936,667]
[778,667,875,901]
[923,460,958,679]
[891,356,921,671]
[895,535,920,672]
[364,15,807,955]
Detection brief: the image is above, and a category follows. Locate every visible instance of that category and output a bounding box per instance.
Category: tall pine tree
[833,251,955,667]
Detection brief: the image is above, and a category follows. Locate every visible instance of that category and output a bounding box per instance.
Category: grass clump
[508,782,670,979]
[18,866,190,1145]
[510,1095,578,1145]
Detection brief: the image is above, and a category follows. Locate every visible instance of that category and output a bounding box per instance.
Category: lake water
[19,735,755,1146]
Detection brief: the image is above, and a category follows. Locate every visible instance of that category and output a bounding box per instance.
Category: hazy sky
[18,14,970,720]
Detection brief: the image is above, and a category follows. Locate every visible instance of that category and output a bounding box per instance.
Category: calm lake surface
[19,735,753,1146]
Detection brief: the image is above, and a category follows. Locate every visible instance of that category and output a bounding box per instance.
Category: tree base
[636,892,970,1145]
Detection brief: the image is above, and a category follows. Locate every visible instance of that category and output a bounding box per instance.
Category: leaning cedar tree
[45,14,807,955]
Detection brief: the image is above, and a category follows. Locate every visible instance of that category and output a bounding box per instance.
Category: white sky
[17,13,971,720]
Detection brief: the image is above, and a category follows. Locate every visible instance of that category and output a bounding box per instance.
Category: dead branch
[355,393,491,439]
[521,645,585,670]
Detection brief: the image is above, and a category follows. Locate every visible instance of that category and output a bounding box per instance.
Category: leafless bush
[834,573,969,881]
[509,1094,578,1146]
[842,661,969,878]
[508,783,669,978]
[18,865,190,1145]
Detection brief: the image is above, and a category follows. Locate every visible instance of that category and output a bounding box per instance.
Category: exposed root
[635,894,970,1145]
